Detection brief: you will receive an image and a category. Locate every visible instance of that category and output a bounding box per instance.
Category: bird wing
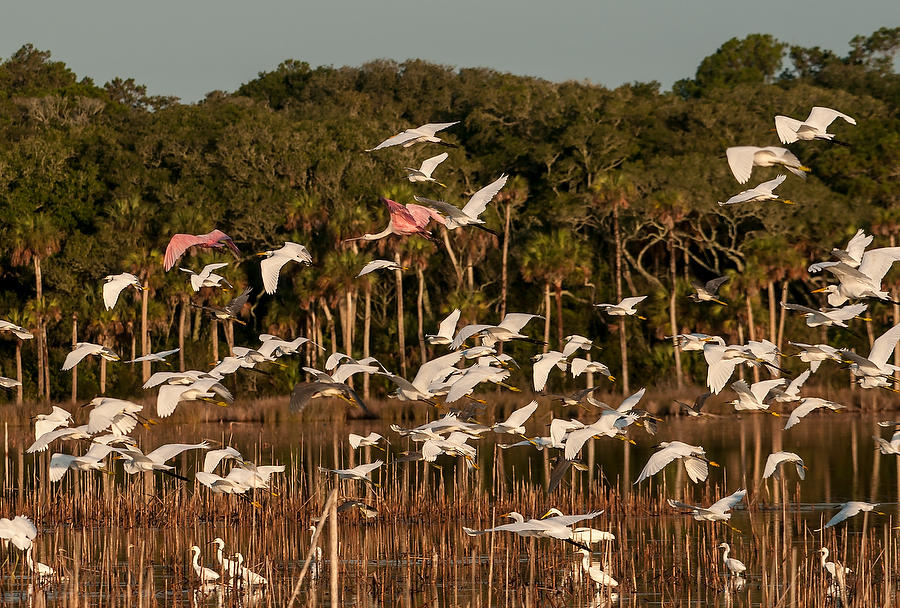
[367,129,422,151]
[418,152,448,177]
[412,351,466,391]
[710,489,746,512]
[203,447,242,474]
[502,400,538,429]
[405,203,447,228]
[617,388,646,413]
[156,384,190,418]
[102,276,129,311]
[412,196,469,225]
[806,106,856,130]
[435,308,462,340]
[146,441,210,464]
[290,381,340,412]
[563,427,599,460]
[165,233,206,271]
[352,460,384,477]
[223,287,252,316]
[774,115,803,144]
[49,454,77,483]
[858,247,900,284]
[828,303,868,322]
[706,353,739,395]
[635,445,681,484]
[498,313,543,333]
[750,378,786,404]
[62,343,99,371]
[756,173,787,194]
[844,229,873,264]
[784,369,811,396]
[781,302,824,317]
[533,352,564,391]
[763,452,787,479]
[461,174,508,219]
[414,121,458,136]
[719,185,765,205]
[704,276,730,294]
[206,229,241,259]
[619,296,647,309]
[725,147,757,184]
[868,322,900,368]
[682,457,709,483]
[444,367,504,403]
[260,256,288,295]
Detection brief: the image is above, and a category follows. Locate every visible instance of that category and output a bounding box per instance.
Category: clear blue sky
[3,1,897,102]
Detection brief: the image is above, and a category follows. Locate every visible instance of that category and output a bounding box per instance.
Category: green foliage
[0,33,897,400]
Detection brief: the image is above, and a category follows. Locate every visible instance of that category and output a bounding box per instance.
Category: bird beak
[708,461,721,467]
[811,287,829,293]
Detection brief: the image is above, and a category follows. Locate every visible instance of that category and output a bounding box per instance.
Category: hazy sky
[3,1,897,102]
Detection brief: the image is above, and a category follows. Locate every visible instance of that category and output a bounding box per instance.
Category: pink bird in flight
[345,198,445,244]
[163,229,241,271]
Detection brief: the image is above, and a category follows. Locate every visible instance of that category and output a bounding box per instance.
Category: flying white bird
[688,276,730,304]
[492,400,538,435]
[426,309,461,345]
[774,369,811,402]
[112,441,210,477]
[569,357,614,381]
[348,432,385,450]
[762,451,806,480]
[809,247,900,305]
[156,377,233,417]
[366,121,458,151]
[34,406,72,440]
[726,146,809,184]
[450,313,544,350]
[357,259,404,277]
[62,342,120,371]
[532,351,568,392]
[667,489,746,521]
[789,342,843,373]
[126,348,180,364]
[319,460,383,485]
[783,398,843,430]
[818,501,883,530]
[0,319,33,340]
[781,302,868,328]
[728,378,785,413]
[840,322,900,388]
[102,272,143,310]
[719,174,792,206]
[405,152,449,186]
[0,515,37,550]
[635,441,717,484]
[774,106,856,144]
[180,263,232,292]
[85,397,144,435]
[258,242,312,295]
[414,174,507,235]
[595,296,647,319]
[873,428,900,455]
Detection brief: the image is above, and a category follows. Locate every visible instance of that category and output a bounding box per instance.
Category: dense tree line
[0,29,898,402]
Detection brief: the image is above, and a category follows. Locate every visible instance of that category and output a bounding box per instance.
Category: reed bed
[0,389,898,606]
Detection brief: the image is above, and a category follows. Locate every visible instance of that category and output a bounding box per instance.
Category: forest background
[0,29,898,403]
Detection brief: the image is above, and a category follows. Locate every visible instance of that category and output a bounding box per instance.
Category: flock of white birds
[0,106,897,599]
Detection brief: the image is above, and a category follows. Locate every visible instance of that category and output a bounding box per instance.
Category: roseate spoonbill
[163,229,240,271]
[344,198,445,244]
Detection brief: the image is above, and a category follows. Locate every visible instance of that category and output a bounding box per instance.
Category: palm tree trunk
[178,296,186,372]
[321,299,337,356]
[15,341,23,405]
[554,281,564,348]
[71,313,77,404]
[768,280,777,344]
[417,267,427,365]
[394,253,407,377]
[211,319,219,362]
[42,325,50,401]
[141,280,150,383]
[500,203,512,319]
[99,352,107,394]
[542,282,551,354]
[745,294,760,383]
[363,283,372,400]
[668,235,682,389]
[344,289,354,356]
[776,282,788,352]
[619,318,629,394]
[34,255,45,401]
[441,229,464,287]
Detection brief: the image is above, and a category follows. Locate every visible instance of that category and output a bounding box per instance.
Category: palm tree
[9,213,63,401]
[494,176,529,319]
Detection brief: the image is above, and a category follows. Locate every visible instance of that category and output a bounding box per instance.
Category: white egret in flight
[774,107,856,144]
[762,451,806,480]
[817,501,883,530]
[595,296,647,319]
[719,174,792,206]
[180,263,232,292]
[405,152,448,186]
[62,342,120,370]
[258,242,312,295]
[102,272,143,310]
[414,174,507,235]
[426,308,461,345]
[357,259,404,277]
[635,441,717,484]
[726,147,808,184]
[667,489,746,521]
[366,121,458,151]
